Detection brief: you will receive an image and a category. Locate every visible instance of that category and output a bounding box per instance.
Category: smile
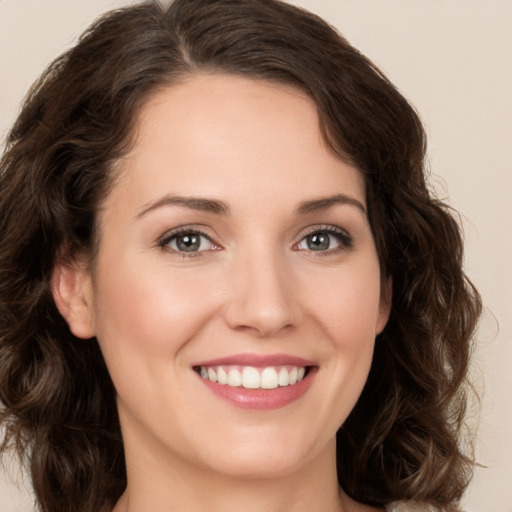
[196,365,307,389]
[192,354,317,410]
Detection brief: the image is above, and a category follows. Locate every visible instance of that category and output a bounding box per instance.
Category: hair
[0,1,481,511]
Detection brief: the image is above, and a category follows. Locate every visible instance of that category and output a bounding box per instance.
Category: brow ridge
[137,195,229,218]
[296,194,366,215]
[137,193,365,219]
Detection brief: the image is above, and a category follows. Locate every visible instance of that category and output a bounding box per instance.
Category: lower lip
[196,368,316,410]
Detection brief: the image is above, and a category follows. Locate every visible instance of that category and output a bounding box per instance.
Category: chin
[192,427,330,480]
[204,451,306,480]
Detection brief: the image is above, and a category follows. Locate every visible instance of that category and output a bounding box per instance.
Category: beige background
[1,1,511,511]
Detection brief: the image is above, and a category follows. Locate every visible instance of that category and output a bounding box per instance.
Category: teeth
[227,368,242,387]
[198,365,308,389]
[278,367,289,386]
[217,367,228,385]
[260,367,278,389]
[242,367,260,389]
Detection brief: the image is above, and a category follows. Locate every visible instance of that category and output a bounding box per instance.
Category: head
[0,1,481,512]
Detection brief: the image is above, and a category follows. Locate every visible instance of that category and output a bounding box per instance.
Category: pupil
[177,234,200,252]
[307,233,329,251]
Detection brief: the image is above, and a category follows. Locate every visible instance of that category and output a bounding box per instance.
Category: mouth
[194,364,310,389]
[192,354,317,410]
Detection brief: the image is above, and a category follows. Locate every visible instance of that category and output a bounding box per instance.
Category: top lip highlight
[192,353,316,368]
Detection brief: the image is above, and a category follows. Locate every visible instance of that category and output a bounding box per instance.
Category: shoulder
[385,502,448,512]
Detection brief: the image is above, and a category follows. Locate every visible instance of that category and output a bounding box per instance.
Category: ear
[51,258,96,339]
[376,276,392,335]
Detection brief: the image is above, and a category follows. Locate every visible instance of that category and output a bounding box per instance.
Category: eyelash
[158,226,220,257]
[293,225,353,255]
[157,224,353,257]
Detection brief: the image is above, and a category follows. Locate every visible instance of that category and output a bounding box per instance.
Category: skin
[53,74,389,512]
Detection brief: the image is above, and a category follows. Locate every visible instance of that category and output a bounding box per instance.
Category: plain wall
[1,1,511,511]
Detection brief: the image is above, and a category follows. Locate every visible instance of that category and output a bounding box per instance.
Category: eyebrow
[296,194,366,216]
[136,193,366,219]
[137,195,230,218]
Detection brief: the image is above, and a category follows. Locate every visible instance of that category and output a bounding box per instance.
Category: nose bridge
[224,242,298,337]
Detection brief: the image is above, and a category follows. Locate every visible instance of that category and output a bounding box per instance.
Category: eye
[295,227,353,253]
[160,229,217,253]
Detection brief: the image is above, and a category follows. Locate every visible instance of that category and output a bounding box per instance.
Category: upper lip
[192,353,316,368]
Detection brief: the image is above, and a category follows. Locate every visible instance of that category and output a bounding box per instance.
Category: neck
[114,431,349,512]
[113,411,383,512]
[117,471,344,512]
[114,445,383,512]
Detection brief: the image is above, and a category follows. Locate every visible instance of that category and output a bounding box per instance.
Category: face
[56,74,390,481]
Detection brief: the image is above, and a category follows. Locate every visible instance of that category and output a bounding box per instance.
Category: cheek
[313,260,384,342]
[90,254,220,373]
[309,257,382,386]
[289,260,382,436]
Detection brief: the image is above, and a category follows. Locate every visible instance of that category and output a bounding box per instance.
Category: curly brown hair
[0,1,481,511]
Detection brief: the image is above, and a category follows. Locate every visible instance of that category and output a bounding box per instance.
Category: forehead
[133,73,322,161]
[106,73,365,214]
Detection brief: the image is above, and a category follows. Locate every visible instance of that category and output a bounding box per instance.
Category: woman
[0,1,481,511]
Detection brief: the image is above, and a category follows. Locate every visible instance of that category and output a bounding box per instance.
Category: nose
[222,249,300,338]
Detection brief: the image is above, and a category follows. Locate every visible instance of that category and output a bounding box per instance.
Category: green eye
[296,227,353,253]
[163,231,214,253]
[176,233,202,252]
[304,233,331,251]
